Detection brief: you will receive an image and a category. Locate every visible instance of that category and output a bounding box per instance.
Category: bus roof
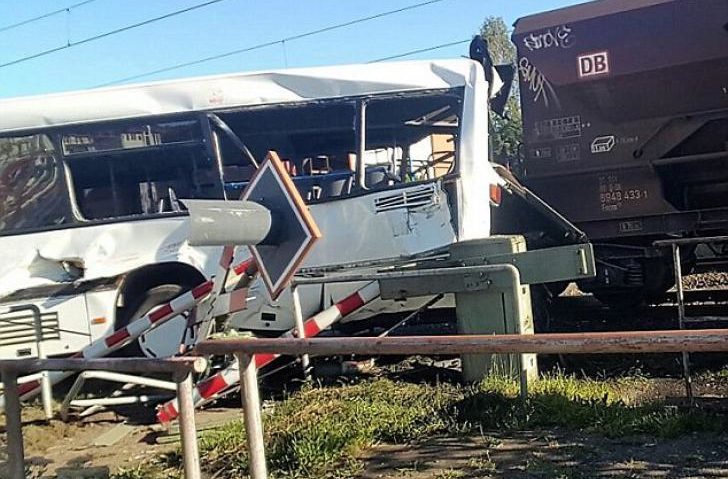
[0,59,481,135]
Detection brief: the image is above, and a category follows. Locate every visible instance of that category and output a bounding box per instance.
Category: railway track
[540,289,728,376]
[546,288,728,332]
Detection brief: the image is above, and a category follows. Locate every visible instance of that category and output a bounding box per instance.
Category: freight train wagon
[510,0,728,304]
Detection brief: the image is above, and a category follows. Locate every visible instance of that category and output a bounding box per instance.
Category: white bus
[0,57,503,358]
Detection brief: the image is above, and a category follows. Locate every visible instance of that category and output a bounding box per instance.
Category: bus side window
[64,120,223,221]
[408,133,456,181]
[215,101,357,204]
[0,134,73,234]
[365,92,461,185]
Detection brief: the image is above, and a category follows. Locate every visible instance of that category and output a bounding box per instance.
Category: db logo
[578,51,610,79]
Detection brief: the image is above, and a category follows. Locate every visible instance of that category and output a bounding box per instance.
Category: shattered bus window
[214,89,462,202]
[215,101,357,202]
[64,118,223,220]
[365,90,461,184]
[0,134,74,234]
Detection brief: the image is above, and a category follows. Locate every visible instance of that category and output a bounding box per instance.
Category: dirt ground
[360,432,728,479]
[1,407,242,478]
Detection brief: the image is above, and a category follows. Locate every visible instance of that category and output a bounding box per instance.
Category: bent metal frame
[0,357,207,479]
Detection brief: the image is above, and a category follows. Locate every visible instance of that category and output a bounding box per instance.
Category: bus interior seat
[81,187,116,220]
[364,166,399,189]
[320,171,353,199]
[224,165,256,183]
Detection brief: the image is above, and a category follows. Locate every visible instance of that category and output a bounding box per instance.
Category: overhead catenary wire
[0,0,99,34]
[97,0,449,87]
[368,38,471,63]
[0,0,230,70]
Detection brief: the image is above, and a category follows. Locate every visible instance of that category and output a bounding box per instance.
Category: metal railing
[196,329,728,479]
[0,357,207,479]
[654,235,728,404]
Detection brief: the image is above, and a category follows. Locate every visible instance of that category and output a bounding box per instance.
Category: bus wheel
[115,283,191,357]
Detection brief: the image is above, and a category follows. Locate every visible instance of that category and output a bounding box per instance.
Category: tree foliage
[480,16,522,164]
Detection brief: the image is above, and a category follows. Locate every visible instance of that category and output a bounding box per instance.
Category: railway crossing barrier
[0,357,207,479]
[156,281,380,423]
[196,329,728,479]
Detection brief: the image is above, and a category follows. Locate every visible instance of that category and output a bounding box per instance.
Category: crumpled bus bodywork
[0,59,500,358]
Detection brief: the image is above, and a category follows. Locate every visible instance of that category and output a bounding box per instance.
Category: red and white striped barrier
[156,281,380,423]
[0,281,213,408]
[0,258,255,408]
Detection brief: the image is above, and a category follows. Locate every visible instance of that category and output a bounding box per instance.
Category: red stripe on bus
[157,403,177,424]
[233,258,255,275]
[255,353,277,368]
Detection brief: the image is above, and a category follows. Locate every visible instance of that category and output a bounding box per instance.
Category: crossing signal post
[184,150,321,479]
[185,151,321,299]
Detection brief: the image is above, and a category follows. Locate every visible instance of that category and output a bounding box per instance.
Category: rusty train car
[507,0,728,303]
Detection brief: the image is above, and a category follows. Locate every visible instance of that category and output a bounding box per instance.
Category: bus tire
[115,283,191,357]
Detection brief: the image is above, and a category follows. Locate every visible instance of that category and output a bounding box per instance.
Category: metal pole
[672,244,694,405]
[236,353,268,479]
[3,371,25,479]
[291,285,310,378]
[355,100,367,190]
[198,329,728,357]
[176,372,202,479]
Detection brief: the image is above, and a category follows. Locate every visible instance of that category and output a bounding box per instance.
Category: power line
[0,0,99,34]
[368,39,471,63]
[0,0,230,70]
[97,0,448,87]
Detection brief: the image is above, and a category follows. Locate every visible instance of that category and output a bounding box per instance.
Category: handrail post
[672,244,694,405]
[3,370,25,479]
[176,371,202,479]
[236,353,268,479]
[291,285,311,379]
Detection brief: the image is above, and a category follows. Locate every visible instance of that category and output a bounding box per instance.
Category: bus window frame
[0,113,223,236]
[211,87,464,205]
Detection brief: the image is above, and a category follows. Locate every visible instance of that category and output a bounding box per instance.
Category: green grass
[459,374,722,438]
[112,374,726,479]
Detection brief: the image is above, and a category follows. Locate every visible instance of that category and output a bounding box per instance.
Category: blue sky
[0,0,581,98]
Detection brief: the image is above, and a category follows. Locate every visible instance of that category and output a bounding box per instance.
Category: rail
[196,329,728,479]
[0,357,207,479]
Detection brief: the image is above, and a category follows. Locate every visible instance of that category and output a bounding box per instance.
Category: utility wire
[0,0,229,70]
[97,0,448,87]
[0,0,99,34]
[369,38,471,63]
